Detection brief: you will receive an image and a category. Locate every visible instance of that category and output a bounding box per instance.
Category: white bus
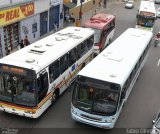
[71,28,153,129]
[0,26,94,118]
[136,0,156,31]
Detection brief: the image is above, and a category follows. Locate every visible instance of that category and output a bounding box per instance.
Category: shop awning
[63,2,76,9]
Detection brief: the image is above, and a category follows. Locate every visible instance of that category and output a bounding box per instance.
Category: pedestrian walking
[19,39,24,49]
[24,35,30,46]
[65,11,70,22]
[69,13,75,23]
[6,49,10,55]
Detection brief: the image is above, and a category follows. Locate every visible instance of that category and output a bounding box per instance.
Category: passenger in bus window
[25,82,34,93]
[24,35,30,46]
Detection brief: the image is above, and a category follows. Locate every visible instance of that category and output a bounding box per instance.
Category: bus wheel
[51,89,59,105]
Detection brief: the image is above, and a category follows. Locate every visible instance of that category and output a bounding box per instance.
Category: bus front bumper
[0,104,38,118]
[71,109,114,129]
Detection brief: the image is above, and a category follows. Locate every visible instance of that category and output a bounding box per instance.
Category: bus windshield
[0,72,37,107]
[137,16,155,27]
[72,77,120,116]
[92,28,101,44]
[155,119,160,129]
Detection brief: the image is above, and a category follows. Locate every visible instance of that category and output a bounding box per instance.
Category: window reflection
[0,73,36,106]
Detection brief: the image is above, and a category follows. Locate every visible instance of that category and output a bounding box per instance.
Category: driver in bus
[107,93,118,102]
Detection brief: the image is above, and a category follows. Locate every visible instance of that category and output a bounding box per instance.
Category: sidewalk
[39,0,121,40]
[63,0,120,28]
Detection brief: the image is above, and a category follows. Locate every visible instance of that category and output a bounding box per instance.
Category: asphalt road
[1,1,160,134]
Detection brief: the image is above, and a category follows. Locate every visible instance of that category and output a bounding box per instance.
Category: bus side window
[60,53,69,74]
[81,41,88,55]
[77,44,82,59]
[38,72,49,102]
[69,48,77,66]
[87,35,94,49]
[49,60,60,83]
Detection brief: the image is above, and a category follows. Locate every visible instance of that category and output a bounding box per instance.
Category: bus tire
[51,89,59,105]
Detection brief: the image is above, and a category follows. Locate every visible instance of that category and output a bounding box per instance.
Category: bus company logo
[126,128,152,134]
[1,128,18,134]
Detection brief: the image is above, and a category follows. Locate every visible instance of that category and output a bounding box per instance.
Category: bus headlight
[105,117,115,123]
[71,105,77,115]
[24,110,34,114]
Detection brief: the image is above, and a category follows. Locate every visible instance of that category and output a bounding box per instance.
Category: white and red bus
[83,13,115,56]
[0,26,94,118]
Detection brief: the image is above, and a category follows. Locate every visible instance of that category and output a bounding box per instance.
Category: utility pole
[79,0,83,20]
[92,0,95,16]
[103,0,107,8]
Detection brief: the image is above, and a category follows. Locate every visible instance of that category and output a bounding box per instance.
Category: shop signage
[0,2,34,27]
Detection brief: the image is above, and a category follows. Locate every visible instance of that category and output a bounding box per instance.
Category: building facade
[0,0,63,57]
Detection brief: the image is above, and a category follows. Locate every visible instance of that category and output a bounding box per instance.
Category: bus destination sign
[140,11,155,17]
[0,65,27,75]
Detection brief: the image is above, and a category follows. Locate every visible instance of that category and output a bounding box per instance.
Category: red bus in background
[83,13,115,56]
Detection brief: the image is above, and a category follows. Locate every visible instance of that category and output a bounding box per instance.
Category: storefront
[0,28,3,58]
[49,5,60,32]
[20,14,40,44]
[3,22,19,54]
[63,0,76,21]
[0,2,34,56]
[0,0,63,57]
[40,11,48,36]
[49,0,62,32]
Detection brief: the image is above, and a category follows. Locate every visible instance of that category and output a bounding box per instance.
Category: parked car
[155,0,160,4]
[125,0,134,9]
[151,112,160,134]
[157,7,160,18]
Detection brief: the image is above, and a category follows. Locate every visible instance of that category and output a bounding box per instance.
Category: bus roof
[78,28,153,86]
[0,26,94,73]
[139,0,156,16]
[83,13,115,30]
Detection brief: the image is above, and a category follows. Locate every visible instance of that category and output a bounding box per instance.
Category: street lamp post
[92,0,95,16]
[79,0,83,20]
